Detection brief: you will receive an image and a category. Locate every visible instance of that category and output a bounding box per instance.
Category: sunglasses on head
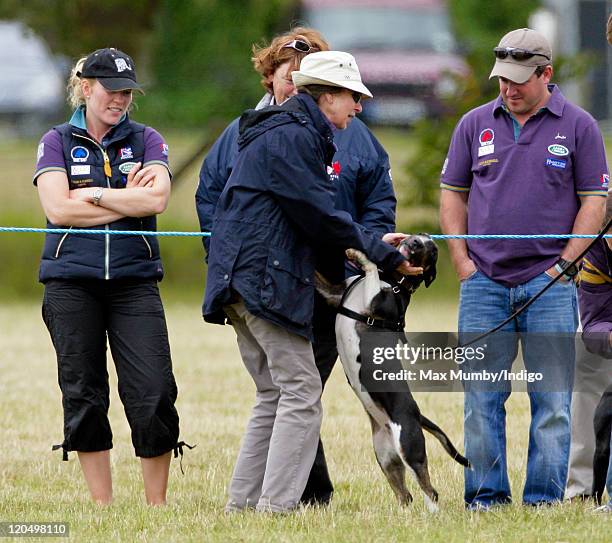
[350,91,362,104]
[282,39,318,53]
[494,46,550,61]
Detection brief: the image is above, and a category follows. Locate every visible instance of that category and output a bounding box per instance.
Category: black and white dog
[593,384,612,505]
[316,234,469,512]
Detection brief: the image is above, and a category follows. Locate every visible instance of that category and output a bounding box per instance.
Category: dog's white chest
[335,280,392,428]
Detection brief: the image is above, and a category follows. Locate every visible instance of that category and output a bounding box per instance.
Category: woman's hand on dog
[382,232,408,247]
[383,233,424,275]
[395,260,424,276]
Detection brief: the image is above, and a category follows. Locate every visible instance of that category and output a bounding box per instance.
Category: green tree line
[0,0,295,127]
[1,0,566,300]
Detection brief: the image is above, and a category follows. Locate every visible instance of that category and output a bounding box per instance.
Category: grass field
[1,301,610,543]
[1,126,611,540]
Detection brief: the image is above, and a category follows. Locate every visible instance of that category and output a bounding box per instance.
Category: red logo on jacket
[327,161,342,181]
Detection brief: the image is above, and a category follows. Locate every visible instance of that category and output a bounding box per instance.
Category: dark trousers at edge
[300,293,338,505]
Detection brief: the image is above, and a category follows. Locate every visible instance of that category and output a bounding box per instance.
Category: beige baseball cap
[489,28,552,84]
[292,51,373,98]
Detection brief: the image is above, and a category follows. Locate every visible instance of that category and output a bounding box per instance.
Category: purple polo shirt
[440,85,608,287]
[33,107,170,184]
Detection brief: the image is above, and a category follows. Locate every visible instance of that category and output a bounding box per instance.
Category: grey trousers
[566,339,612,498]
[223,300,323,513]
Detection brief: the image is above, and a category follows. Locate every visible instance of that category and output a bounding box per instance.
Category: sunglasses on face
[493,47,551,61]
[350,91,362,104]
[282,39,318,53]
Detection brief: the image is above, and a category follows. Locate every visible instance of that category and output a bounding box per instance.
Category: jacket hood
[237,106,288,149]
[237,93,334,152]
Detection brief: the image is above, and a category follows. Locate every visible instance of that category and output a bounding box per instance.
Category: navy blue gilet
[39,118,164,282]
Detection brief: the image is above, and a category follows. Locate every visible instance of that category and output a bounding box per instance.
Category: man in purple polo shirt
[440,28,607,509]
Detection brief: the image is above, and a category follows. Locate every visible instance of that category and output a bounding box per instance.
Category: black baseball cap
[77,47,143,92]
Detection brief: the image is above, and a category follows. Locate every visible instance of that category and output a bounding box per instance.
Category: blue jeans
[459,271,577,507]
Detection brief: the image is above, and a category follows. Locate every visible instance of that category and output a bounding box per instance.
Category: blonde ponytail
[66,57,91,109]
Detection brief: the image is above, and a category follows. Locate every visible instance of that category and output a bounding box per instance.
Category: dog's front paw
[345,248,364,262]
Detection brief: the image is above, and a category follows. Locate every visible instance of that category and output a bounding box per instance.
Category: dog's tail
[314,271,345,308]
[421,414,471,468]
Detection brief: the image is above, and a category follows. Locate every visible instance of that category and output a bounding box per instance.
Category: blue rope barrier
[0,227,210,237]
[431,234,612,239]
[1,227,612,239]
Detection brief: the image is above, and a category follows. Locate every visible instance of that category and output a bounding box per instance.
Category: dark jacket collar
[237,92,335,155]
[284,92,335,142]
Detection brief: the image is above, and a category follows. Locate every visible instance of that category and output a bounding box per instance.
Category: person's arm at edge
[355,132,396,235]
[546,196,606,278]
[195,120,239,257]
[440,188,476,281]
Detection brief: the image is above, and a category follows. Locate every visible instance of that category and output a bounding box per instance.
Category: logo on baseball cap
[489,28,552,84]
[77,48,143,92]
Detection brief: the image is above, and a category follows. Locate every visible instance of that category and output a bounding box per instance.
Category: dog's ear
[423,243,438,287]
[423,264,437,288]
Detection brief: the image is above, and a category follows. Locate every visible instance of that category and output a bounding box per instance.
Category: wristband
[555,258,578,279]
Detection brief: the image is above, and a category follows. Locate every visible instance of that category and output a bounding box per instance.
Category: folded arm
[37,170,125,226]
[69,163,171,218]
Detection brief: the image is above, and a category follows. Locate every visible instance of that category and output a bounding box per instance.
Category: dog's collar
[386,273,418,295]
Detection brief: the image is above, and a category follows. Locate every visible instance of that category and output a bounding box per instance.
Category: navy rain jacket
[203,93,405,340]
[196,95,396,259]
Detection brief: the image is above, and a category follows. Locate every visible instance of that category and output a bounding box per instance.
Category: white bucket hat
[292,51,373,98]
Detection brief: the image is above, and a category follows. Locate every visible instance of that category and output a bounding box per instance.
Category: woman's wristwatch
[92,187,104,206]
[555,258,578,280]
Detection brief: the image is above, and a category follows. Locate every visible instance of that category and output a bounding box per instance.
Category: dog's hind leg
[392,419,440,513]
[368,414,413,506]
[313,271,345,307]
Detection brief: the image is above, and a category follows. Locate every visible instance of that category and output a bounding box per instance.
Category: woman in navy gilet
[34,48,183,505]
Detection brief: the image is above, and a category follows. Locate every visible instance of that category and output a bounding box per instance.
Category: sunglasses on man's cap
[494,47,550,61]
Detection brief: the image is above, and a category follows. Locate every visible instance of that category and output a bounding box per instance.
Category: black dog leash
[460,216,612,347]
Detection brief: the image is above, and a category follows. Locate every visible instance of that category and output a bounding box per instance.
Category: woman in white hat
[203,51,420,513]
[197,31,402,507]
